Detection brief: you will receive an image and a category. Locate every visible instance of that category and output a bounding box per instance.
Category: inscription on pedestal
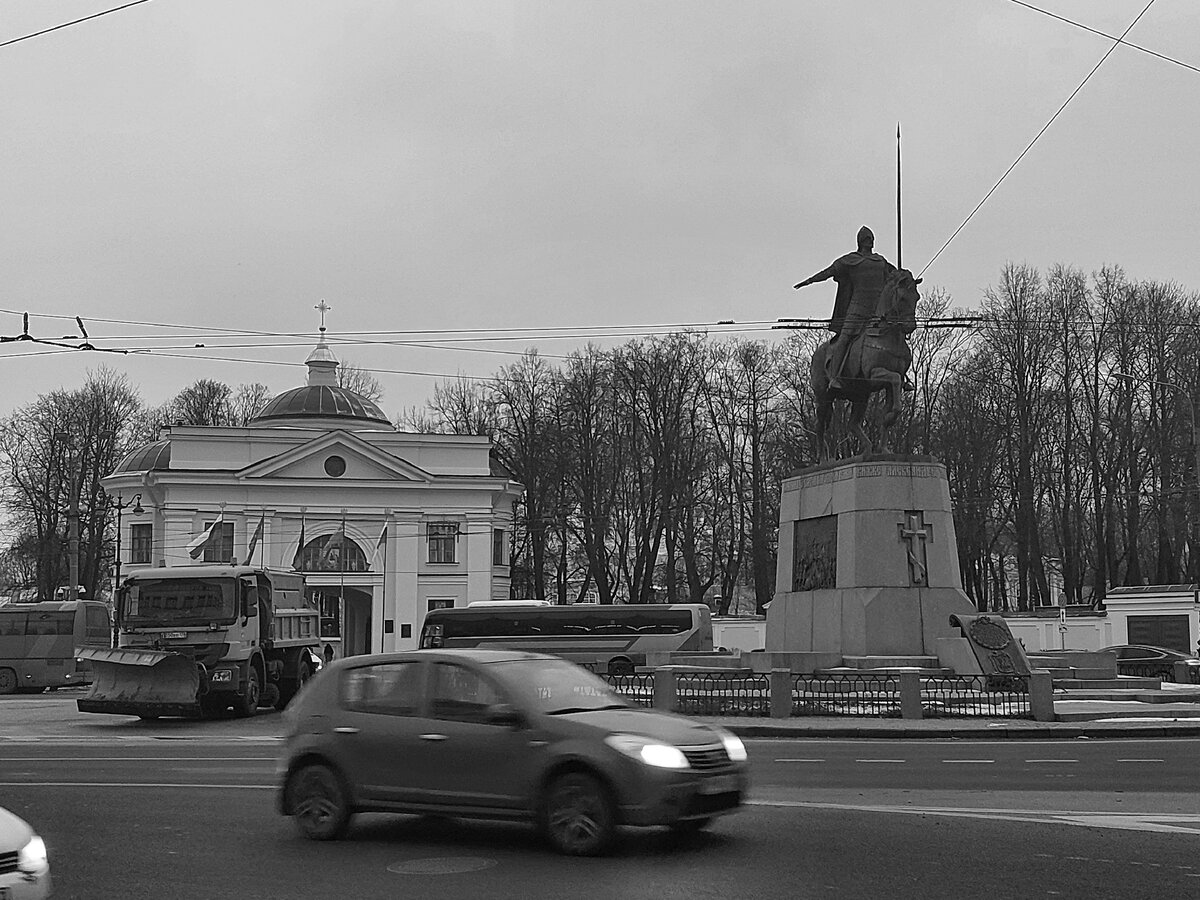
[792,515,836,591]
[796,464,942,490]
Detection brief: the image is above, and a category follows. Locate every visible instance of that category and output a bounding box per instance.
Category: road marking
[0,756,275,762]
[748,799,1200,835]
[1025,759,1078,763]
[941,759,993,764]
[0,781,273,789]
[1117,758,1164,763]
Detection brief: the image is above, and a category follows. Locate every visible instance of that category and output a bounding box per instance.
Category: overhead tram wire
[918,0,1158,282]
[0,0,155,50]
[1008,0,1200,76]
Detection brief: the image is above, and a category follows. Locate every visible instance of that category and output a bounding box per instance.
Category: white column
[465,516,493,605]
[393,518,421,650]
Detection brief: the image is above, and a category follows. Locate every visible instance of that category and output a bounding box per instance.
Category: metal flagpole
[896,122,902,269]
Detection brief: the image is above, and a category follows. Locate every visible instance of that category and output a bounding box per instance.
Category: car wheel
[0,668,19,694]
[235,667,261,718]
[540,772,616,856]
[669,817,712,834]
[287,764,351,841]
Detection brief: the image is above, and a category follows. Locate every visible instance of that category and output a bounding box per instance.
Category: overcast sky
[1,1,1196,420]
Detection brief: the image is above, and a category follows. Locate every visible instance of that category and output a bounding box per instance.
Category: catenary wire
[919,0,1158,281]
[0,0,154,50]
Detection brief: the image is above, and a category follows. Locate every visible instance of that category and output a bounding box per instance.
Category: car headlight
[604,734,689,769]
[714,727,748,762]
[18,834,48,873]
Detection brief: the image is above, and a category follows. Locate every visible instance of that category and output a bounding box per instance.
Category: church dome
[113,439,172,474]
[248,320,393,429]
[251,384,391,426]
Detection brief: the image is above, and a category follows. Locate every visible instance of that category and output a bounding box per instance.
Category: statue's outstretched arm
[794,265,835,289]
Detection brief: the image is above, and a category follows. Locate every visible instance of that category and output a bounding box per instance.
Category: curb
[712,720,1200,740]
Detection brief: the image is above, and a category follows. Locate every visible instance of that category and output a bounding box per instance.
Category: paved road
[3,733,1200,897]
[5,691,1200,898]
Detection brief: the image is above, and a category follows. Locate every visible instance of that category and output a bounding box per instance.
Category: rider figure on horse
[794,225,903,391]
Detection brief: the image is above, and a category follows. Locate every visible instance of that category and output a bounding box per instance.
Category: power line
[0,0,154,50]
[919,0,1158,280]
[1008,0,1200,75]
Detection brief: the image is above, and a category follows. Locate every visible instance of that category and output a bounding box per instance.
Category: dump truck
[77,565,321,719]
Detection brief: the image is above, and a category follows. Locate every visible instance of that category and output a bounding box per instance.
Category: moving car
[0,806,51,899]
[1101,644,1200,683]
[276,649,747,855]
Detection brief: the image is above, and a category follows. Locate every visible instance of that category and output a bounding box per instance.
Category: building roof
[113,439,172,474]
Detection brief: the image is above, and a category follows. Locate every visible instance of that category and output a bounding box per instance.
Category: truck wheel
[261,682,281,710]
[539,771,616,856]
[0,668,17,695]
[277,660,312,710]
[287,764,351,841]
[235,667,261,718]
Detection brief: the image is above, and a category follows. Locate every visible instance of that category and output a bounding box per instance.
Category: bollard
[899,670,923,720]
[653,668,678,712]
[769,668,792,718]
[1172,661,1194,686]
[1029,669,1055,722]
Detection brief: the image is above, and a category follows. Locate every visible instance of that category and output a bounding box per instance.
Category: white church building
[101,330,523,659]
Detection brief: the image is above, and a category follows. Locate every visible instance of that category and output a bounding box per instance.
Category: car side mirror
[486,703,524,728]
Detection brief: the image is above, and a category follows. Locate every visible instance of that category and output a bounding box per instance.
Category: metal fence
[676,672,771,717]
[920,674,1031,718]
[604,672,655,707]
[792,673,903,717]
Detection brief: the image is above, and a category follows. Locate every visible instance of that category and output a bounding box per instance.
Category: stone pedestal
[767,455,975,667]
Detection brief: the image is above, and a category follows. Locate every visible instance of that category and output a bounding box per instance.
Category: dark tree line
[4,264,1199,614]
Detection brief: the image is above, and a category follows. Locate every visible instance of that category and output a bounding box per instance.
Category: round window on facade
[324,455,346,477]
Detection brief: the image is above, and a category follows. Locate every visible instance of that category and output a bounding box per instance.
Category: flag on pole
[372,523,388,568]
[187,512,225,560]
[321,526,347,570]
[291,514,306,571]
[246,512,266,563]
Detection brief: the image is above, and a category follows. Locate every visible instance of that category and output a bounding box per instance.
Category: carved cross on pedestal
[315,298,331,332]
[898,511,932,587]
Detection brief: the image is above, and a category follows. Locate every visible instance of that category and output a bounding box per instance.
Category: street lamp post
[111,492,143,645]
[1115,372,1200,579]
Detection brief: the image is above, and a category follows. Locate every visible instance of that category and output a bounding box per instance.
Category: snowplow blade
[76,647,203,718]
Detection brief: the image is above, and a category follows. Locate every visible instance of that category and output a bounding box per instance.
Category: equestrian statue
[794,225,921,460]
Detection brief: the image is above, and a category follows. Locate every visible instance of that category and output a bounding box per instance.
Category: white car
[0,807,51,899]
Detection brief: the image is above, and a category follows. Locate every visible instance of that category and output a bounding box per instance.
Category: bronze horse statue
[809,268,922,460]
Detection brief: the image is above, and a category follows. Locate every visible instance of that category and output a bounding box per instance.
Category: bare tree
[337,357,384,404]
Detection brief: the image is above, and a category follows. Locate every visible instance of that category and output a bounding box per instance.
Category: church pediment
[237,430,433,483]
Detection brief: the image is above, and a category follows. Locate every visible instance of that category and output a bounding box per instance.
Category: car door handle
[419,733,448,742]
[333,726,360,735]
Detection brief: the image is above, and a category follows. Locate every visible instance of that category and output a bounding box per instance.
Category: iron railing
[676,672,771,717]
[791,673,903,717]
[921,674,1031,718]
[603,672,655,707]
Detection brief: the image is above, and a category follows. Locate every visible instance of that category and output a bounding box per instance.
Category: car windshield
[491,658,628,714]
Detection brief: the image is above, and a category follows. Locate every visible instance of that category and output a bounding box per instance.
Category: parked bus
[418,603,713,674]
[0,600,111,694]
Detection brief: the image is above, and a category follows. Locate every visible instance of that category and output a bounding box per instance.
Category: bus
[0,600,111,694]
[418,603,713,674]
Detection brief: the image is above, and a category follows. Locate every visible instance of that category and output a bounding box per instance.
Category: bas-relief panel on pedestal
[792,515,836,591]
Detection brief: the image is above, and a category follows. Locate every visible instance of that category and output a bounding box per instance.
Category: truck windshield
[122,578,237,627]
